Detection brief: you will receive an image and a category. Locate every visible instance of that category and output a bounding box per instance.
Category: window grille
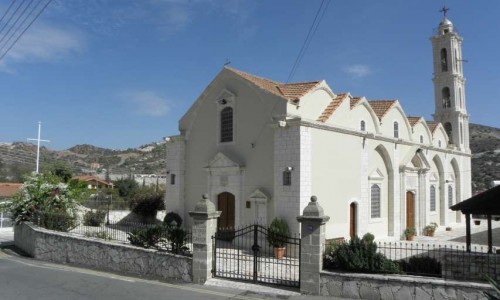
[448,185,453,207]
[371,184,381,218]
[283,170,291,186]
[430,185,436,212]
[393,122,399,139]
[220,107,233,143]
[360,120,366,131]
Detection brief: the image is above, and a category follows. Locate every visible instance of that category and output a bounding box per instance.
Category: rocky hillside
[470,123,500,193]
[0,141,166,182]
[0,123,498,191]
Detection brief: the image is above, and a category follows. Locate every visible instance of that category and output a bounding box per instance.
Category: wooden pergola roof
[450,185,500,253]
[450,185,500,215]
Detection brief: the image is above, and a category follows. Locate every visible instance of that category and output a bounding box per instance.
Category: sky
[0,0,499,150]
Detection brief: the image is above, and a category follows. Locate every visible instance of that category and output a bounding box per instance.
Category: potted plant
[474,219,481,225]
[267,217,289,259]
[404,227,416,241]
[423,222,438,237]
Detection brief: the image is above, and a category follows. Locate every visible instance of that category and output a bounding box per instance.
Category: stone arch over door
[450,158,461,223]
[374,145,394,236]
[217,192,235,229]
[432,155,445,225]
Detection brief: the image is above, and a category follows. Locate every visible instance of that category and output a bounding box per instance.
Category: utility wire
[0,0,38,55]
[0,0,25,39]
[286,0,330,83]
[0,0,52,62]
[0,0,17,26]
[0,0,33,49]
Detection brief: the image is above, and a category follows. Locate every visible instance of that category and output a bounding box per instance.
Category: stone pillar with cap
[189,194,221,284]
[297,196,330,295]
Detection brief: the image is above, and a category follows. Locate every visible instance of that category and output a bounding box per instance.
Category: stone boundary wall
[320,270,492,300]
[14,223,192,282]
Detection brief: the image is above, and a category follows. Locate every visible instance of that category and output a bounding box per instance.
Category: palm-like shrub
[267,218,290,248]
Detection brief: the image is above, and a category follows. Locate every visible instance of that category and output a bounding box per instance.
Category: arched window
[444,122,453,143]
[430,185,436,212]
[438,140,442,148]
[441,48,448,72]
[170,174,176,185]
[455,49,459,72]
[448,185,453,207]
[420,135,424,143]
[371,184,381,218]
[393,121,399,138]
[360,120,366,131]
[283,170,291,186]
[442,87,451,108]
[220,107,233,142]
[459,88,463,108]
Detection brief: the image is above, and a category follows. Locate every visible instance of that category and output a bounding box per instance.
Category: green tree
[114,177,139,200]
[49,162,73,183]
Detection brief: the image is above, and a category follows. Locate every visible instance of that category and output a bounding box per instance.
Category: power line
[0,0,34,50]
[0,0,26,39]
[0,0,18,26]
[286,0,330,83]
[0,0,38,55]
[0,0,53,62]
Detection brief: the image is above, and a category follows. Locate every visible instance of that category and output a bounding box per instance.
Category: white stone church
[165,16,471,240]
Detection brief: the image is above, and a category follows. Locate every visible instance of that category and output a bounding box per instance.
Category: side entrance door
[406,191,415,229]
[217,192,235,229]
[349,203,357,238]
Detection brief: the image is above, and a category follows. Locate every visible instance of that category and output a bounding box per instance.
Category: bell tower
[431,7,469,152]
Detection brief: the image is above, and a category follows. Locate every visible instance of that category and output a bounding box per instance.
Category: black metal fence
[32,212,192,256]
[324,239,499,282]
[81,199,130,210]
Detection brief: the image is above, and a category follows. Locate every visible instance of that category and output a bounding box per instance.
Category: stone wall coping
[18,222,193,261]
[297,215,330,224]
[321,270,490,289]
[188,211,221,219]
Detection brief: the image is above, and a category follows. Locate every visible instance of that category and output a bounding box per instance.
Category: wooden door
[349,203,357,239]
[406,191,415,229]
[217,192,235,229]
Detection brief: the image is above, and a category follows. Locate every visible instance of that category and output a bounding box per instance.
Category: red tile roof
[0,183,22,198]
[407,116,423,127]
[225,67,321,102]
[350,97,362,109]
[426,121,440,133]
[368,100,397,119]
[317,93,347,122]
[74,176,113,187]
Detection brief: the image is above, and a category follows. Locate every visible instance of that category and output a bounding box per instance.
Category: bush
[399,256,442,277]
[164,211,182,227]
[36,210,77,232]
[127,225,164,248]
[83,210,106,226]
[167,226,188,254]
[267,218,290,247]
[130,188,165,223]
[324,233,400,274]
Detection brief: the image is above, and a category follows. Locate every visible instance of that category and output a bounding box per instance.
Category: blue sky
[0,1,499,150]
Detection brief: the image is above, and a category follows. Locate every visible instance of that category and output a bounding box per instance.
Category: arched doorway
[217,192,235,229]
[349,203,357,239]
[406,191,415,229]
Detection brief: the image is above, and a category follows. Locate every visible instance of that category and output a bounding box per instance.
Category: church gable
[206,152,242,169]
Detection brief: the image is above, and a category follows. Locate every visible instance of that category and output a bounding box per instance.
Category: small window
[444,122,453,143]
[448,185,453,207]
[220,107,233,143]
[420,135,424,143]
[442,87,451,108]
[170,174,176,185]
[246,201,251,209]
[441,48,448,72]
[430,185,436,212]
[371,184,381,218]
[283,170,291,186]
[438,140,442,148]
[393,122,399,139]
[360,120,366,131]
[460,123,464,144]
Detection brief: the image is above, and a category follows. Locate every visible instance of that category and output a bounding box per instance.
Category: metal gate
[212,224,300,288]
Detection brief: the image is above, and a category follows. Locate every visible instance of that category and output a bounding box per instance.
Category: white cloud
[0,23,84,71]
[125,91,171,117]
[344,64,371,78]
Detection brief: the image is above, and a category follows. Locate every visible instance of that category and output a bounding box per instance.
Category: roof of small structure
[317,93,347,122]
[0,183,22,198]
[450,185,500,215]
[73,175,113,187]
[368,100,397,119]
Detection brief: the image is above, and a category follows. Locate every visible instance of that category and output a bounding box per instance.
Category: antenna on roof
[224,58,231,66]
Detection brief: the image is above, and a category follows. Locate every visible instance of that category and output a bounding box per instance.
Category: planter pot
[424,231,435,237]
[406,234,415,241]
[494,217,500,221]
[474,220,481,225]
[273,247,286,259]
[446,227,452,231]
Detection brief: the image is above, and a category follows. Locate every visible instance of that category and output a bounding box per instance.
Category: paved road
[0,247,271,300]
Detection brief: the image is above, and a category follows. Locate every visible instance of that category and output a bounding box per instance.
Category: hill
[0,123,498,193]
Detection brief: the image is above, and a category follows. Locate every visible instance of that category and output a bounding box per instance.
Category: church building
[165,15,471,239]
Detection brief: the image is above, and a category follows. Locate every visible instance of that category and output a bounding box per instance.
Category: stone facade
[444,252,500,281]
[320,271,492,300]
[14,223,192,282]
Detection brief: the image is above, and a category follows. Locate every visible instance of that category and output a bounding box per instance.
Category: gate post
[297,196,330,295]
[189,194,221,284]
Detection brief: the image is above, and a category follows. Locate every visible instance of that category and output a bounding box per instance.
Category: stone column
[189,194,221,284]
[297,196,330,295]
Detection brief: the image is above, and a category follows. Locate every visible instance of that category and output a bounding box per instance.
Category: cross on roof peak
[439,6,450,18]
